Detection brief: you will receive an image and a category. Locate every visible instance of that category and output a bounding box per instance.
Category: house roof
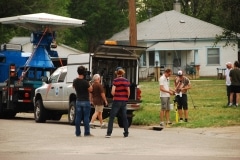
[146,42,201,51]
[111,10,224,42]
[9,37,30,45]
[58,44,84,54]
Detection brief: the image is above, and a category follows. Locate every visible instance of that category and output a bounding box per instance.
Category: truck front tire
[68,101,76,125]
[34,99,46,123]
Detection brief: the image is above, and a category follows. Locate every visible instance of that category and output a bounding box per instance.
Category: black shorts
[226,85,231,96]
[175,94,188,110]
[230,85,240,93]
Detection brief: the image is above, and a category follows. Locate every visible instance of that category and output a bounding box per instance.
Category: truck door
[92,42,147,100]
[66,54,90,83]
[44,67,66,110]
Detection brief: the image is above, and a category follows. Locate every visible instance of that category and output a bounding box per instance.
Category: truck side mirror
[41,76,48,83]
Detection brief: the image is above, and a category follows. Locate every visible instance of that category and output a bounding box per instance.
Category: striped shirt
[112,77,130,101]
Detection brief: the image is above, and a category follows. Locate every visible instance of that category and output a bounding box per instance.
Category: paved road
[0,113,240,160]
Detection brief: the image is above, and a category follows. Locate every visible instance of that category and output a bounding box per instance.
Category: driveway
[0,113,239,160]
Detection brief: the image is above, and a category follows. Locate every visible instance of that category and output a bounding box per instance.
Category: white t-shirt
[159,74,170,97]
[225,68,231,86]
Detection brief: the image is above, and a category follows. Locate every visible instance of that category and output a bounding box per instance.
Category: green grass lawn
[133,78,240,128]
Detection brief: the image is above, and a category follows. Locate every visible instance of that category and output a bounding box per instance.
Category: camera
[84,70,92,81]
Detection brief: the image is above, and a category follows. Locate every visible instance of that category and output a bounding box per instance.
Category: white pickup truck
[33,43,146,127]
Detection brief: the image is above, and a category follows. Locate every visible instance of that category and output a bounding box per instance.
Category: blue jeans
[75,101,91,136]
[107,101,129,136]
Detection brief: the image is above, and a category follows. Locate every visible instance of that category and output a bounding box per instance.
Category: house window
[160,51,166,66]
[149,51,155,66]
[207,48,220,65]
[173,51,181,67]
[140,53,146,66]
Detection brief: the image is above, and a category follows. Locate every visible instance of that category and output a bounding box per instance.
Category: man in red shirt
[105,67,130,138]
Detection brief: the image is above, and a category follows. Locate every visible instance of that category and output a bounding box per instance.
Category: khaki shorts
[94,105,104,112]
[160,97,170,111]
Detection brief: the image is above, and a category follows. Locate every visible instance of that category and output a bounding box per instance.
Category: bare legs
[178,109,188,121]
[229,92,239,106]
[90,111,103,125]
[160,110,170,123]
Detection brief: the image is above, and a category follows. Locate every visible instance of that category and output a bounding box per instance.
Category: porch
[139,64,200,82]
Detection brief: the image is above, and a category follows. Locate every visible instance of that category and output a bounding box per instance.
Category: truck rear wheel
[34,99,46,123]
[68,101,76,125]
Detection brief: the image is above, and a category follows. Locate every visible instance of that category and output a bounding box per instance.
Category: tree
[0,0,32,43]
[66,0,129,52]
[214,0,240,47]
[0,0,238,50]
[136,0,173,22]
[181,0,239,47]
[0,0,70,44]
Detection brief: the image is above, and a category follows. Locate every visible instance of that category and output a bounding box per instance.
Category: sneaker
[90,123,95,129]
[101,124,107,129]
[105,134,111,138]
[160,122,164,127]
[179,120,184,123]
[123,132,129,138]
[228,103,232,107]
[184,119,188,122]
[167,121,172,125]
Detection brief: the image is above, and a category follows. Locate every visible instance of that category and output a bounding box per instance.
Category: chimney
[173,0,181,12]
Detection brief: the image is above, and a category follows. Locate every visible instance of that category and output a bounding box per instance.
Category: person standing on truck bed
[89,74,108,129]
[105,67,130,138]
[73,66,93,137]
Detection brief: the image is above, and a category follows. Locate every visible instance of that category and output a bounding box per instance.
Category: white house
[9,37,33,52]
[110,9,238,78]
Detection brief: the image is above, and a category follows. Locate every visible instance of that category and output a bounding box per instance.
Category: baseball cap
[225,62,232,65]
[177,70,183,76]
[115,67,123,71]
[115,66,125,75]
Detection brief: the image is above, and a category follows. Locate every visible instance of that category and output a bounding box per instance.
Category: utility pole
[128,0,137,46]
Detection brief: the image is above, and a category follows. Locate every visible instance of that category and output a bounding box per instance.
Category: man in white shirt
[225,62,235,106]
[159,69,175,127]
